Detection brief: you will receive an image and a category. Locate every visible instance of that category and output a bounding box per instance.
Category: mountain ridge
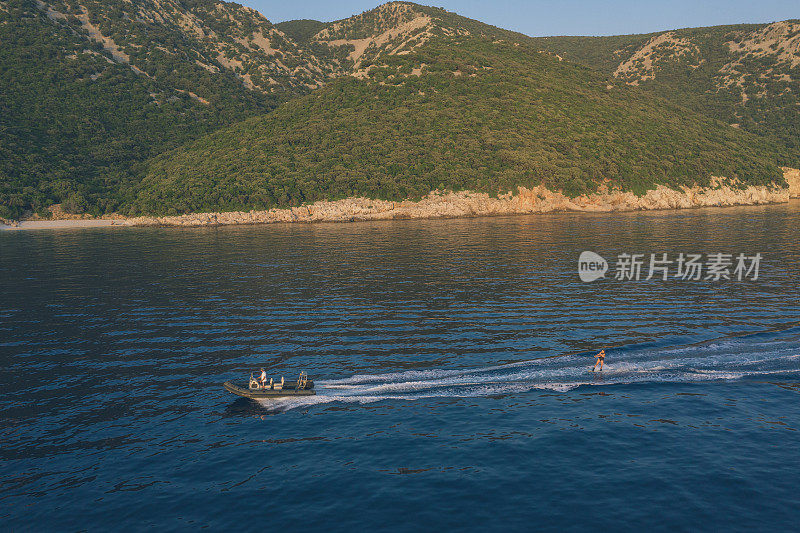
[530,19,800,151]
[1,1,798,220]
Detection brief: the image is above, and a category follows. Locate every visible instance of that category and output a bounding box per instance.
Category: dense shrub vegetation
[0,0,282,219]
[130,38,788,215]
[275,19,328,43]
[1,1,797,220]
[530,23,800,160]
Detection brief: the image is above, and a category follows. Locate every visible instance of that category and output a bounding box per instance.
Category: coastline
[0,219,127,231]
[3,172,799,232]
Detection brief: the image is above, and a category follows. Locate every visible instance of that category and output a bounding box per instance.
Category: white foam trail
[259,330,800,412]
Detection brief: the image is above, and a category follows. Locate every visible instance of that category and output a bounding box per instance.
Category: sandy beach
[0,219,126,231]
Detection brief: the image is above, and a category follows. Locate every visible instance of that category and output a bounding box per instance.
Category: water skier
[592,349,606,372]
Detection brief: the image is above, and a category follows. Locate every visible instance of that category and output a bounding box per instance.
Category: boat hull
[223,380,316,399]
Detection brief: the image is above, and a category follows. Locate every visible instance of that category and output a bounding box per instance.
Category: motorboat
[223,371,315,399]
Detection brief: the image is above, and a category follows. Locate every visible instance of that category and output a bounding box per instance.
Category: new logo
[578,251,608,282]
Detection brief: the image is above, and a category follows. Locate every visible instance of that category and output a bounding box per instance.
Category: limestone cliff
[783,167,800,198]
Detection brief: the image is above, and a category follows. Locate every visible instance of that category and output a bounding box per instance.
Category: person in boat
[259,368,267,388]
[592,350,606,372]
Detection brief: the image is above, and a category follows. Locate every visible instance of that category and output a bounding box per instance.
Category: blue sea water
[1,204,800,531]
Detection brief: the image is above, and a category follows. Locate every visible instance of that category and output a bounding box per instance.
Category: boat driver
[259,368,267,388]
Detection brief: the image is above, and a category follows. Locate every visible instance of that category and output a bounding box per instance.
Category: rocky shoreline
[123,174,798,228]
[3,170,799,230]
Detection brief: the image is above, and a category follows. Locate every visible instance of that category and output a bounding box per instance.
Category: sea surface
[2,203,800,531]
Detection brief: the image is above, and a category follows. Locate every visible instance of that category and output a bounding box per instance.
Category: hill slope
[129,28,789,215]
[530,21,800,154]
[0,0,528,218]
[2,1,797,219]
[0,0,352,219]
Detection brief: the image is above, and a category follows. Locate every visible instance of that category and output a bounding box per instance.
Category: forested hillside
[531,21,800,155]
[130,36,789,215]
[0,0,526,218]
[0,0,275,218]
[0,0,351,219]
[2,1,798,220]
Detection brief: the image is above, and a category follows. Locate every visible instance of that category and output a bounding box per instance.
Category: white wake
[257,328,800,411]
